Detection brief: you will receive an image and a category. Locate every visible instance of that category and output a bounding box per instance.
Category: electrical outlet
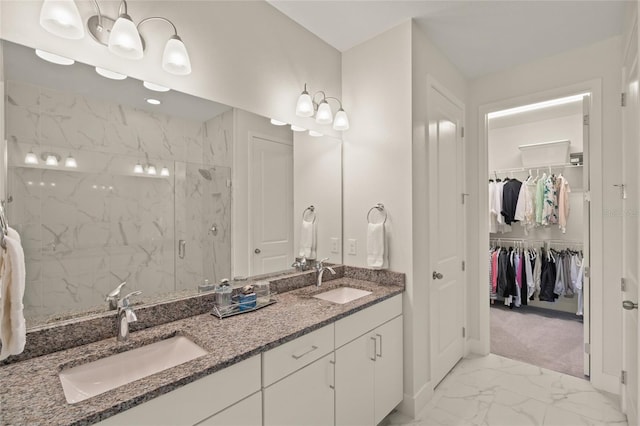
[348,239,357,255]
[330,238,340,254]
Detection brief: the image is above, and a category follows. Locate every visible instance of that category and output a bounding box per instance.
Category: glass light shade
[160,167,170,177]
[291,125,306,132]
[309,130,323,137]
[95,67,127,80]
[270,119,287,126]
[315,101,333,124]
[147,165,157,175]
[35,49,74,65]
[134,163,144,174]
[64,155,77,168]
[162,36,192,75]
[143,81,170,92]
[296,91,314,117]
[46,155,59,166]
[25,151,39,165]
[39,0,85,39]
[333,109,350,131]
[108,14,144,60]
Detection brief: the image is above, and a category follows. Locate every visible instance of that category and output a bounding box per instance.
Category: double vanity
[0,266,404,425]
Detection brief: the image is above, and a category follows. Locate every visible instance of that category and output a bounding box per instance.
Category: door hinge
[583,191,591,203]
[583,114,589,125]
[462,327,466,338]
[621,370,627,385]
[461,193,469,204]
[584,266,590,278]
[622,92,627,107]
[584,342,590,354]
[226,179,232,188]
[461,126,465,138]
[622,277,627,292]
[461,260,466,271]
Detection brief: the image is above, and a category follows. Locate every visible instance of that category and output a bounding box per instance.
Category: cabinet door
[197,392,262,426]
[374,315,404,425]
[335,332,375,426]
[264,353,335,426]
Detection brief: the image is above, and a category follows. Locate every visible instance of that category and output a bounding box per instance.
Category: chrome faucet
[106,281,127,310]
[116,291,142,342]
[315,258,336,287]
[292,256,308,271]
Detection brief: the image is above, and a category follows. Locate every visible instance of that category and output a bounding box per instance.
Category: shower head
[198,168,213,181]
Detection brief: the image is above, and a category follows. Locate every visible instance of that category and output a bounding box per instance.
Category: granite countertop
[0,275,403,426]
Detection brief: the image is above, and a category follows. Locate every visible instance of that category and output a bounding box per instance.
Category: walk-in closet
[488,93,590,379]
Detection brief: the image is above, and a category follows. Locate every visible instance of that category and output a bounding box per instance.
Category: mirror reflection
[1,40,342,327]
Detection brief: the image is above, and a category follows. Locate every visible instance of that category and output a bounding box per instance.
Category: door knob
[623,300,638,310]
[254,248,261,254]
[432,271,443,280]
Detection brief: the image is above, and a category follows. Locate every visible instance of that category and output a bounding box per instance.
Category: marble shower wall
[5,80,233,324]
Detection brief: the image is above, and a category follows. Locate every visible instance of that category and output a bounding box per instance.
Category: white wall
[293,133,342,264]
[0,0,342,137]
[466,36,623,393]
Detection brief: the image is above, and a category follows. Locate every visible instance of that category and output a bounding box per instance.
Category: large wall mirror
[1,40,343,328]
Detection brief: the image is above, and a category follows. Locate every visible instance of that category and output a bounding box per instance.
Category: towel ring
[367,203,387,225]
[302,205,316,223]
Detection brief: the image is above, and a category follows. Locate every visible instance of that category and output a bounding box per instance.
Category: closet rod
[490,238,583,245]
[490,163,583,175]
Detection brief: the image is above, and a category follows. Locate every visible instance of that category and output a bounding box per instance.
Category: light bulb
[108,14,143,60]
[39,0,84,39]
[315,100,333,124]
[35,49,74,65]
[95,67,127,80]
[333,108,350,131]
[147,165,157,175]
[296,88,314,117]
[143,81,170,92]
[162,35,192,75]
[64,155,77,168]
[25,151,39,165]
[309,130,323,137]
[46,155,59,166]
[270,119,287,126]
[134,163,144,174]
[291,125,306,132]
[160,167,170,177]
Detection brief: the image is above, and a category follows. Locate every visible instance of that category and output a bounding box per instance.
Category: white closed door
[249,135,293,275]
[622,18,640,426]
[428,82,465,386]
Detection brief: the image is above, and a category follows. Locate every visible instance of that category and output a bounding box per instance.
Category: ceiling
[267,0,627,79]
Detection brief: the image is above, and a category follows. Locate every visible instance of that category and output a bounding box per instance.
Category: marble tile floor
[385,354,628,426]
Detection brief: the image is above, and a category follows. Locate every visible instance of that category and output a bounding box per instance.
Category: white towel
[298,219,316,259]
[367,222,385,269]
[0,227,26,360]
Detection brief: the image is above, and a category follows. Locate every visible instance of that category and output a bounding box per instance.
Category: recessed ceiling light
[488,93,589,119]
[270,119,287,126]
[35,49,74,65]
[308,130,323,137]
[143,81,170,92]
[291,125,306,132]
[95,66,127,80]
[146,98,161,105]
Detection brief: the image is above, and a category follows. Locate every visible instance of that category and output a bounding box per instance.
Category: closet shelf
[491,162,582,175]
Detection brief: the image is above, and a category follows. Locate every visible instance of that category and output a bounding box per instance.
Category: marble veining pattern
[0,274,404,425]
[385,354,628,426]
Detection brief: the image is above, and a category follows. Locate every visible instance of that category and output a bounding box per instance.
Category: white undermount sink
[59,335,207,404]
[313,287,372,304]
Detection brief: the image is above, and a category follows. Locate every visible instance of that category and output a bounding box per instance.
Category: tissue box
[238,293,257,311]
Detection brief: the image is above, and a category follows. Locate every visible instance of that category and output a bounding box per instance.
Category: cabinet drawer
[263,324,334,386]
[96,355,261,426]
[335,295,402,348]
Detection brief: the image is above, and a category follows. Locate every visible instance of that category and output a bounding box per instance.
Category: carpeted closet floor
[490,304,585,379]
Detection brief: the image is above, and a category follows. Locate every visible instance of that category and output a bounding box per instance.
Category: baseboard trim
[397,381,434,418]
[466,338,488,356]
[591,371,621,395]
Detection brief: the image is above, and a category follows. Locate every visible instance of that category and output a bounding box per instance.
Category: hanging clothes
[501,179,523,225]
[535,173,547,225]
[542,175,558,226]
[539,248,558,302]
[557,175,571,233]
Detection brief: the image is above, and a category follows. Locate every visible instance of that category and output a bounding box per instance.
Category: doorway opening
[486,92,591,379]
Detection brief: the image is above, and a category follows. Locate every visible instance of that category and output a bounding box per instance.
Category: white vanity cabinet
[196,391,262,426]
[334,295,403,426]
[95,355,261,426]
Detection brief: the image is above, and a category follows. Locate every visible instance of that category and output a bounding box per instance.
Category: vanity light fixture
[95,67,127,80]
[160,167,170,177]
[295,83,349,131]
[38,0,192,75]
[146,98,161,105]
[44,154,60,166]
[134,163,144,174]
[25,151,39,165]
[147,165,157,176]
[35,49,74,65]
[64,155,78,168]
[308,130,323,137]
[270,119,287,126]
[143,81,170,92]
[291,125,306,132]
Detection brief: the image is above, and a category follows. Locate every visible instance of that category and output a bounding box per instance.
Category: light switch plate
[348,239,357,255]
[330,238,340,254]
